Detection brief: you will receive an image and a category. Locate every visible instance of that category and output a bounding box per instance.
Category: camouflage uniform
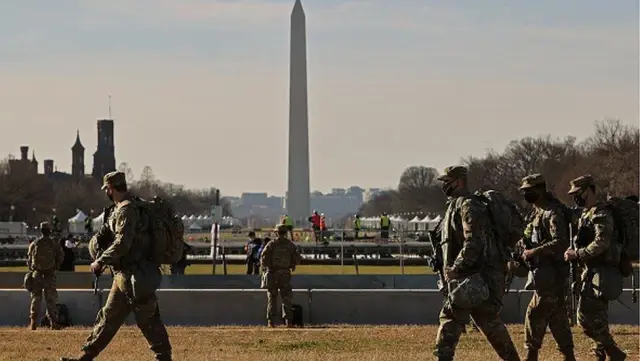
[27,222,64,330]
[260,225,302,327]
[568,175,627,360]
[63,171,171,361]
[519,175,574,360]
[434,166,520,361]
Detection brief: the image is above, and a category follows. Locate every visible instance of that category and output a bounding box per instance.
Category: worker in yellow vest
[353,214,361,240]
[379,213,390,240]
[283,214,294,240]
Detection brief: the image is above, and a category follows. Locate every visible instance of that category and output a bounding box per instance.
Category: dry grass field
[1,325,637,361]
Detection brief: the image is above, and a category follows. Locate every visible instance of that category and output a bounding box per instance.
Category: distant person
[260,224,302,327]
[244,231,262,275]
[59,235,76,272]
[308,210,321,243]
[353,214,361,240]
[26,222,64,330]
[379,213,390,240]
[282,214,294,240]
[258,237,272,264]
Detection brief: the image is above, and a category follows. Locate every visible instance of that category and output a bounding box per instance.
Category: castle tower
[43,159,54,177]
[286,0,311,225]
[31,151,38,173]
[92,119,116,180]
[72,130,85,179]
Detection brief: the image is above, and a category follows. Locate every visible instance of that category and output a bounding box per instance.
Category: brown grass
[1,325,637,361]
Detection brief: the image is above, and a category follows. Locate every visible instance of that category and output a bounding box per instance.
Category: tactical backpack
[606,197,639,276]
[473,190,526,258]
[136,196,185,265]
[31,238,57,271]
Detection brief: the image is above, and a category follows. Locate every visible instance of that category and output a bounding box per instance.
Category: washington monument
[287,0,311,225]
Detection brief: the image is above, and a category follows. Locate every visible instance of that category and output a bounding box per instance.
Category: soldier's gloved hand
[90,261,103,275]
[444,267,458,282]
[522,249,535,260]
[564,249,577,261]
[291,266,296,272]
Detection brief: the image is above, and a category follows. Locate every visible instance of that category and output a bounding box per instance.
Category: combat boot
[28,316,37,330]
[525,349,538,361]
[50,322,62,330]
[604,344,627,361]
[155,353,172,361]
[267,320,275,328]
[285,319,294,328]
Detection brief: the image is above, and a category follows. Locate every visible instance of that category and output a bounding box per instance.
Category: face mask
[106,190,114,203]
[442,180,456,197]
[524,191,539,204]
[574,192,586,207]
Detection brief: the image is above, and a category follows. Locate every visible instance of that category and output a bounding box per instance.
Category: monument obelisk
[287,0,311,226]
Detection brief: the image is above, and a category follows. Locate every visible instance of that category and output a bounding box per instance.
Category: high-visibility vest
[354,218,361,229]
[311,214,321,227]
[320,218,326,230]
[380,216,390,227]
[284,216,293,226]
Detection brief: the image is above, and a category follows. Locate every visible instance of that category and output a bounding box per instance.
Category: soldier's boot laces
[28,317,37,331]
[525,349,538,361]
[604,344,627,361]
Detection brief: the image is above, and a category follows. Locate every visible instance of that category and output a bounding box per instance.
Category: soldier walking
[518,174,575,361]
[27,221,64,330]
[564,175,627,361]
[260,224,302,327]
[433,166,520,361]
[61,171,172,361]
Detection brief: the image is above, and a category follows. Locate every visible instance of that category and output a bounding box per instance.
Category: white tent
[93,212,105,230]
[188,223,202,232]
[68,210,87,234]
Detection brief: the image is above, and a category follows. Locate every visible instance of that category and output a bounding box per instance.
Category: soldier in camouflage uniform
[61,171,172,361]
[27,221,64,330]
[518,174,575,361]
[564,175,627,361]
[260,224,302,327]
[434,166,520,361]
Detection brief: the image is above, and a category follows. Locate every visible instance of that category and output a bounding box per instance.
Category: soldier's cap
[100,171,126,190]
[519,173,546,190]
[39,221,50,231]
[437,165,468,181]
[568,174,595,195]
[274,224,288,233]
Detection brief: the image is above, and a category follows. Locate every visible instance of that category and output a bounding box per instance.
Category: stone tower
[286,0,311,225]
[72,130,85,179]
[92,119,116,180]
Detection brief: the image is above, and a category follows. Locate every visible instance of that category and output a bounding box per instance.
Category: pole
[212,189,220,275]
[340,225,344,274]
[400,238,405,275]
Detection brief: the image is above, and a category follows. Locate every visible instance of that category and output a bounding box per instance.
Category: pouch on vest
[131,261,162,302]
[261,271,274,289]
[526,266,555,292]
[23,272,34,292]
[591,266,623,301]
[448,272,489,309]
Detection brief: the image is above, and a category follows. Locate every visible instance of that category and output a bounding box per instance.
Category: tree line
[360,119,639,216]
[0,160,231,228]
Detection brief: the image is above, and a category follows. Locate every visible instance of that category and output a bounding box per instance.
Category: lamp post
[32,208,36,230]
[9,205,15,222]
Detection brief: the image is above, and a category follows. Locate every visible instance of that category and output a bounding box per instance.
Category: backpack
[473,190,526,258]
[41,303,71,328]
[136,196,185,265]
[606,197,639,276]
[32,238,56,271]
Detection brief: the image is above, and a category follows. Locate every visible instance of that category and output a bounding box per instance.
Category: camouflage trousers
[524,288,574,352]
[577,284,617,354]
[81,273,171,359]
[266,270,293,321]
[30,271,58,322]
[434,271,520,361]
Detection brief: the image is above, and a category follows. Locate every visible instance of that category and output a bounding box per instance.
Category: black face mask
[574,193,586,207]
[442,181,456,197]
[106,190,114,203]
[524,191,539,204]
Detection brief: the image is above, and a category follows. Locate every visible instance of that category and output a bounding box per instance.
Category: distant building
[92,119,116,180]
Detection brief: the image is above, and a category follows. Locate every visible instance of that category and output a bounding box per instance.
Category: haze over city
[0,0,637,197]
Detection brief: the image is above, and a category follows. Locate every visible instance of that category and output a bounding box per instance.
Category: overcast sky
[0,0,637,197]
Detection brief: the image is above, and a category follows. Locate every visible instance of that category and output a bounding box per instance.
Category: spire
[31,150,36,162]
[292,0,304,14]
[72,130,85,151]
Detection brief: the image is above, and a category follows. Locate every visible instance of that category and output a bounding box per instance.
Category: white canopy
[188,223,202,231]
[68,210,87,234]
[409,216,421,223]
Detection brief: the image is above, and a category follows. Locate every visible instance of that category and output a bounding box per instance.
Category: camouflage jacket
[442,191,501,275]
[27,236,64,272]
[96,194,151,272]
[522,197,569,263]
[575,203,618,267]
[260,237,302,271]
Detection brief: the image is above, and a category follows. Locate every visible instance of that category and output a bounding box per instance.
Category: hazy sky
[1,0,638,197]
